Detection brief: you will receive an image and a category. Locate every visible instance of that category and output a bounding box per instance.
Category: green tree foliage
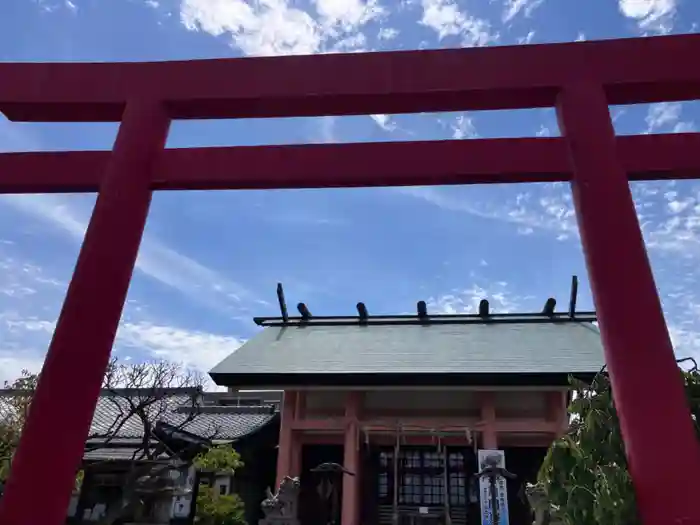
[194,445,246,525]
[537,362,700,525]
[0,370,86,491]
[194,444,243,475]
[196,486,247,525]
[0,370,38,482]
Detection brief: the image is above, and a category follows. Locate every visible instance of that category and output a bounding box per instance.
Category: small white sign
[419,507,429,515]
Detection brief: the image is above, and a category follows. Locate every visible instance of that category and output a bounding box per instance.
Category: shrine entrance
[297,443,548,525]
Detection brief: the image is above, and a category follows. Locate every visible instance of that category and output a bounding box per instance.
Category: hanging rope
[361,420,474,437]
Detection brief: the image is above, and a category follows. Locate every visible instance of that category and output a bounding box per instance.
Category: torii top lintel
[1,33,700,123]
[1,34,700,195]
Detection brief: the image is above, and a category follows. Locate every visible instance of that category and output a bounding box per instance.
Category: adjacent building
[69,389,280,524]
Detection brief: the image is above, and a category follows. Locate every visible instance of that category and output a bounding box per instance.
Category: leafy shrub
[194,445,243,475]
[194,445,246,525]
[196,485,247,525]
[537,361,700,525]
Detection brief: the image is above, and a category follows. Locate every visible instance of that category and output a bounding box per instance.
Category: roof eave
[209,371,599,389]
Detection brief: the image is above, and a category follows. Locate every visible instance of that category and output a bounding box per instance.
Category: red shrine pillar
[341,391,362,525]
[0,100,170,525]
[557,82,700,525]
[479,392,497,449]
[291,392,306,477]
[276,390,302,486]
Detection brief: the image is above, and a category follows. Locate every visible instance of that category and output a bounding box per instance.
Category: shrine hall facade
[210,301,605,525]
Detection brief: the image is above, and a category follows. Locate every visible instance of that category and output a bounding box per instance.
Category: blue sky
[0,0,699,386]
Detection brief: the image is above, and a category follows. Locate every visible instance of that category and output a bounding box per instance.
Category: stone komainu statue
[524,483,565,525]
[260,476,301,525]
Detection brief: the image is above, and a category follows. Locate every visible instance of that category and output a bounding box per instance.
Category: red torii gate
[0,34,699,525]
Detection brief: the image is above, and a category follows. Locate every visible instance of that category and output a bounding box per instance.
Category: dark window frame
[376,447,468,507]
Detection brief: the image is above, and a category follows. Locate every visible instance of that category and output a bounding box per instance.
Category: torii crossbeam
[1,34,700,525]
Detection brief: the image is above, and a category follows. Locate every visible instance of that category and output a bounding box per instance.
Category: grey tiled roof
[0,389,277,462]
[88,394,275,441]
[83,447,169,462]
[210,318,605,380]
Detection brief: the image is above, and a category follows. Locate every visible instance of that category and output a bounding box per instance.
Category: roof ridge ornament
[296,302,312,321]
[542,297,557,317]
[478,299,490,318]
[259,275,592,327]
[417,300,428,320]
[357,302,369,324]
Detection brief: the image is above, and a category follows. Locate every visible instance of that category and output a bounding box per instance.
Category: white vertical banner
[477,450,509,525]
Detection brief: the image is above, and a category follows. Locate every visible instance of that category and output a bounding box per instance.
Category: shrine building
[210,283,605,525]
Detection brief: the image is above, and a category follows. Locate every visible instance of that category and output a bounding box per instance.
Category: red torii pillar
[558,83,700,525]
[0,100,171,525]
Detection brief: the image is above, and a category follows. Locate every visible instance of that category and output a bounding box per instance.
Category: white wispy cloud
[502,0,545,24]
[0,314,245,385]
[641,182,700,258]
[451,114,478,139]
[517,30,536,45]
[0,254,69,383]
[418,0,497,46]
[428,281,530,314]
[377,26,399,40]
[0,194,265,315]
[536,124,552,137]
[180,0,382,56]
[398,185,578,240]
[0,354,46,385]
[32,0,77,13]
[0,250,246,385]
[314,0,384,31]
[117,322,245,373]
[645,102,695,134]
[370,114,398,132]
[181,0,318,56]
[618,0,676,34]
